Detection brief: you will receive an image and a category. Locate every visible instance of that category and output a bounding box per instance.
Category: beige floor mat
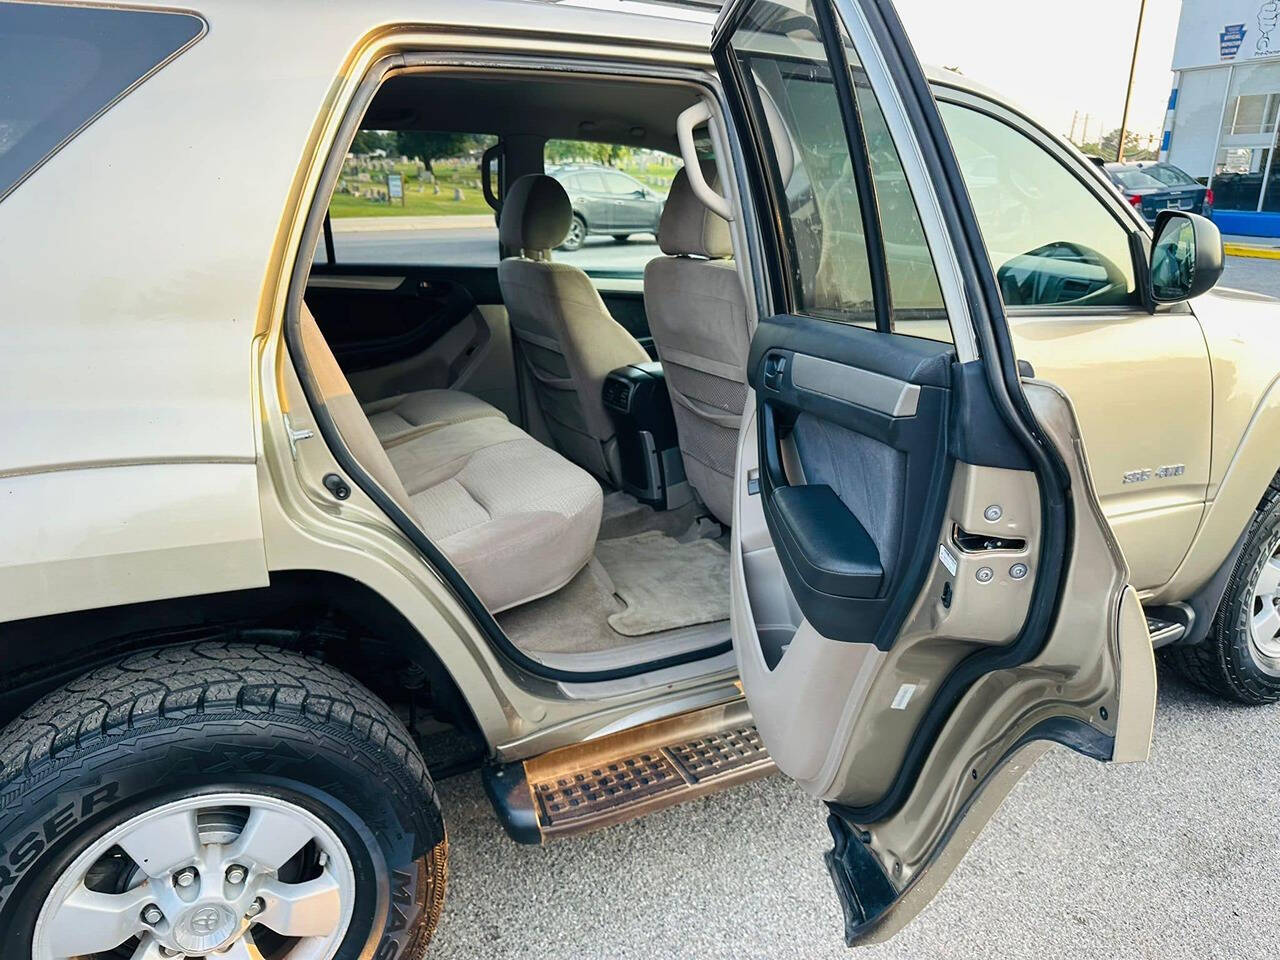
[594,530,730,637]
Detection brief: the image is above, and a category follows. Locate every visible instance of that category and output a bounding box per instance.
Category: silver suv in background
[548,164,665,250]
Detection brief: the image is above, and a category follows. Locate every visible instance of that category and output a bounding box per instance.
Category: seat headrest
[657,162,732,260]
[500,174,572,256]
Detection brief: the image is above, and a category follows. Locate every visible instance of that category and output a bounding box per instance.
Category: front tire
[0,642,447,959]
[1164,476,1280,704]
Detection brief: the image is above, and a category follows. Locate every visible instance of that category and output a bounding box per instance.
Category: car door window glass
[727,0,950,341]
[325,131,499,266]
[939,102,1139,309]
[603,173,638,195]
[544,140,682,277]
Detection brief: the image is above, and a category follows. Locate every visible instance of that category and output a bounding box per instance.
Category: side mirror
[1149,211,1223,303]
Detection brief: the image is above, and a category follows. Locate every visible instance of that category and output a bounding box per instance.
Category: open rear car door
[705,0,1159,944]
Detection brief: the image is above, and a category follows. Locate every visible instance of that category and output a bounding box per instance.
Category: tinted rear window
[0,3,204,201]
[1144,164,1198,187]
[1109,168,1167,191]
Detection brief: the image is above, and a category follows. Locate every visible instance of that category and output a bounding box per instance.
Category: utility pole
[1069,110,1080,144]
[1117,0,1149,162]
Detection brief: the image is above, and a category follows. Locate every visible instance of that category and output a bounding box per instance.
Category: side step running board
[1144,601,1195,648]
[483,699,775,844]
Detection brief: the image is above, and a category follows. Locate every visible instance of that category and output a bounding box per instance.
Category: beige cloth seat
[497,174,650,483]
[300,306,602,613]
[643,165,748,525]
[362,389,505,446]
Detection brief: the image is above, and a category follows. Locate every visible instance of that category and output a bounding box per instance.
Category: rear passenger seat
[301,306,602,613]
[362,389,505,446]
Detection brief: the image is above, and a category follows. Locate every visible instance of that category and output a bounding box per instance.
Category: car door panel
[713,0,1157,943]
[750,320,954,648]
[305,263,518,419]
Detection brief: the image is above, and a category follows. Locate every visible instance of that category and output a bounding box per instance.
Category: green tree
[395,131,482,175]
[350,130,397,156]
[1080,128,1157,162]
[545,139,633,168]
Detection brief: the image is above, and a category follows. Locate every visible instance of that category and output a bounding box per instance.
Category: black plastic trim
[1166,523,1251,648]
[948,361,1033,471]
[823,811,898,946]
[748,314,952,389]
[482,761,543,845]
[771,484,883,598]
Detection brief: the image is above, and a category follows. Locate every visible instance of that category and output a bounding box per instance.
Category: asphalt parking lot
[1222,255,1280,299]
[431,664,1280,959]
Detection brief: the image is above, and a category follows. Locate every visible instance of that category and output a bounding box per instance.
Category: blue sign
[1221,23,1247,61]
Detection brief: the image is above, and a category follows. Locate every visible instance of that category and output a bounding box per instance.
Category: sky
[894,0,1182,143]
[566,0,1185,145]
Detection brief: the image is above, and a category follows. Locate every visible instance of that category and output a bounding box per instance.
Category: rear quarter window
[0,3,204,201]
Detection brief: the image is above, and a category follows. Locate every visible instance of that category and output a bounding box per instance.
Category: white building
[1163,0,1280,235]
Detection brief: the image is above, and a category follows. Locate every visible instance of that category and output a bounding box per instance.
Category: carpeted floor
[496,494,730,655]
[595,530,730,636]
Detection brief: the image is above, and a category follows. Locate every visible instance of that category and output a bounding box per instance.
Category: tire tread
[1162,473,1280,703]
[0,640,437,809]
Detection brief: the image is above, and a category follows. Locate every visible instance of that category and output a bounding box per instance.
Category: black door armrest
[770,484,883,599]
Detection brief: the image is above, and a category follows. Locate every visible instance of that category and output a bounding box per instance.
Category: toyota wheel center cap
[173,902,239,953]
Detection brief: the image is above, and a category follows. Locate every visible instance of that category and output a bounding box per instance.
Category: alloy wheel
[562,217,585,251]
[1248,535,1280,674]
[32,792,356,960]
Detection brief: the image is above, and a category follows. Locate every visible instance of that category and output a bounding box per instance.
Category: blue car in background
[1102,161,1213,226]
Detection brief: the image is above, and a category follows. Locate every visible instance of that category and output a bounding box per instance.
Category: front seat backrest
[643,163,747,525]
[497,174,650,483]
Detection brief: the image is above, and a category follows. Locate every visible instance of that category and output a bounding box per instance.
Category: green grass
[617,160,681,192]
[328,190,492,218]
[328,157,681,218]
[329,162,492,218]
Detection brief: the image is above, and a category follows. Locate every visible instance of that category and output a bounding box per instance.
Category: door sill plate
[483,700,775,843]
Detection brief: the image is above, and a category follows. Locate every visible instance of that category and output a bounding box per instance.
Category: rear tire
[1163,476,1280,704]
[558,215,587,252]
[0,642,447,959]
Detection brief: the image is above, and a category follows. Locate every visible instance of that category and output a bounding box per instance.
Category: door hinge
[284,414,314,460]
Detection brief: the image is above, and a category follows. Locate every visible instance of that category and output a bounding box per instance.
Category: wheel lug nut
[141,903,164,925]
[174,867,197,888]
[247,897,265,917]
[226,864,247,885]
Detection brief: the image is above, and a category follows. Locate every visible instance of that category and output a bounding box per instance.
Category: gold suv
[1,0,1276,956]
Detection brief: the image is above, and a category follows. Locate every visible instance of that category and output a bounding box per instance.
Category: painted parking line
[1223,243,1280,260]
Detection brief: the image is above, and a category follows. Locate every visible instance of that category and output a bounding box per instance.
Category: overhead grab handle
[675,101,735,222]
